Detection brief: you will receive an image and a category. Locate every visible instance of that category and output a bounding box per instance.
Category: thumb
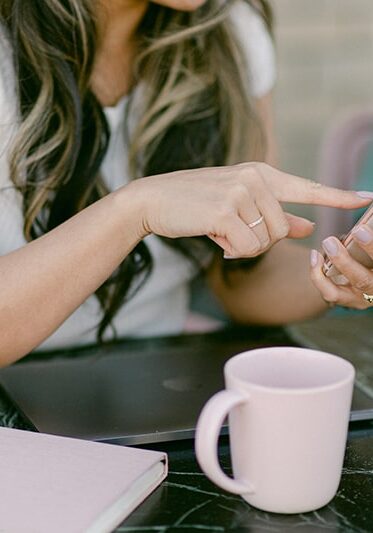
[285,212,315,239]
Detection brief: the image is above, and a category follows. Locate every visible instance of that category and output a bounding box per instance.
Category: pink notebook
[0,427,167,532]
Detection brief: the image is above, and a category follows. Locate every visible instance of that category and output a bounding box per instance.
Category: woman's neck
[91,1,148,106]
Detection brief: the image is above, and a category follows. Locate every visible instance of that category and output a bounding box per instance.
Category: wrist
[113,179,151,241]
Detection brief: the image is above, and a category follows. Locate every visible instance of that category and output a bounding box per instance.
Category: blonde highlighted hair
[0,0,272,339]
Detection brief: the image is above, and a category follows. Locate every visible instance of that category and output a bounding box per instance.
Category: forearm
[0,184,145,366]
[208,240,328,325]
[1,158,367,365]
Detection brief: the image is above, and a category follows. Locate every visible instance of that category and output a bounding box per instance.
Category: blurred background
[273,0,373,237]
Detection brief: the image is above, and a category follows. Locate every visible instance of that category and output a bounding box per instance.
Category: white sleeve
[0,26,27,254]
[229,1,276,98]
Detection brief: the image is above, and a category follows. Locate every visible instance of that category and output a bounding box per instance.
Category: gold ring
[363,292,373,304]
[248,215,264,229]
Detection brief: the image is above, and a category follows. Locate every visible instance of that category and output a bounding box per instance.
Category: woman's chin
[152,0,207,12]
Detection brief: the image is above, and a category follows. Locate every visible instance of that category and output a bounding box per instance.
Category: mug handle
[195,389,254,494]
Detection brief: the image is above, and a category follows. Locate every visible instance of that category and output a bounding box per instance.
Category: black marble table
[117,428,373,533]
[1,326,373,532]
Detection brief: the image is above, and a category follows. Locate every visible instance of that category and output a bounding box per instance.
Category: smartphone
[323,201,373,285]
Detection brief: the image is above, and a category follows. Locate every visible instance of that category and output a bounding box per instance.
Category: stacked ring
[362,292,373,304]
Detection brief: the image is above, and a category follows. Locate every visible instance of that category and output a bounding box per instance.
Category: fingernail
[310,249,318,267]
[322,237,339,257]
[223,254,236,260]
[356,191,373,199]
[352,226,373,244]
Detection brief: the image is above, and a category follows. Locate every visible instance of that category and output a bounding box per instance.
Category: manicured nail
[310,249,318,267]
[352,226,373,244]
[356,191,373,199]
[322,237,339,257]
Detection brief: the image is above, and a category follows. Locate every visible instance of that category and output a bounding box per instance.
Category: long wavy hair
[0,0,272,340]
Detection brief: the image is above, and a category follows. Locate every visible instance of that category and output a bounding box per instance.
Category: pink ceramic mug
[195,347,354,514]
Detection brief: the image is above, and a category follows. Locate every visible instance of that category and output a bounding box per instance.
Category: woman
[0,0,371,367]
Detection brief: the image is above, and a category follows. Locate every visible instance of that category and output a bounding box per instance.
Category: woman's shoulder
[229,0,276,98]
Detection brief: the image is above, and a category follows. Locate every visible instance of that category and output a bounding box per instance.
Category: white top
[0,1,275,350]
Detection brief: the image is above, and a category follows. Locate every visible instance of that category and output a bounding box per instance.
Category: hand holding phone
[323,202,373,285]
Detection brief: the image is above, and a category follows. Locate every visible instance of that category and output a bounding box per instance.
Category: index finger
[260,164,373,209]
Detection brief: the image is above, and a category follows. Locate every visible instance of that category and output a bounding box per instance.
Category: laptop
[286,314,373,423]
[0,323,372,446]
